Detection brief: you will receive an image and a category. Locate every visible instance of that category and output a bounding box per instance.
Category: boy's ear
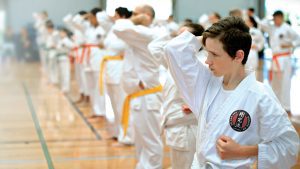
[234,50,244,64]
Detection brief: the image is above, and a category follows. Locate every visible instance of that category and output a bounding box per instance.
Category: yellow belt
[121,85,163,136]
[98,55,123,95]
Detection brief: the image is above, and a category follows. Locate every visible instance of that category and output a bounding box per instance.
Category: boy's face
[88,14,98,27]
[204,38,235,77]
[273,15,283,27]
[59,31,67,38]
[113,12,121,21]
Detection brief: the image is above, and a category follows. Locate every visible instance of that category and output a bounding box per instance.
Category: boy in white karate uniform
[82,8,106,118]
[56,28,75,93]
[165,16,299,169]
[260,10,300,112]
[63,11,88,103]
[45,20,60,85]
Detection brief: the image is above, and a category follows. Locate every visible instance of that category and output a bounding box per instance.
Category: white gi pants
[80,66,89,96]
[75,63,84,93]
[271,56,291,110]
[47,50,59,84]
[170,125,197,169]
[132,96,163,169]
[85,70,106,116]
[74,48,84,94]
[106,83,134,144]
[39,48,47,74]
[58,56,70,92]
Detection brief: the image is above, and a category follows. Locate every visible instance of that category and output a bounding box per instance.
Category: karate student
[148,23,204,169]
[33,11,49,74]
[44,20,60,84]
[246,8,260,24]
[114,4,165,169]
[83,8,106,118]
[63,11,89,103]
[245,16,264,71]
[101,7,134,144]
[56,27,75,93]
[165,16,299,169]
[260,10,300,113]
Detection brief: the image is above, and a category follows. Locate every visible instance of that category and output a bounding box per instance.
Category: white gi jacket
[114,19,164,110]
[260,21,300,54]
[96,11,113,35]
[56,37,75,56]
[165,31,299,169]
[103,20,127,84]
[148,34,197,150]
[45,30,60,50]
[34,16,48,47]
[83,25,106,71]
[246,27,264,70]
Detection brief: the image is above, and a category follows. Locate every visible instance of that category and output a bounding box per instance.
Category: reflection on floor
[0,58,299,169]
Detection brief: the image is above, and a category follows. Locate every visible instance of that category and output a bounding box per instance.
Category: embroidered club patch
[229,110,251,132]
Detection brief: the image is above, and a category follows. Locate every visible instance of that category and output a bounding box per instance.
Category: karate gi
[82,25,106,116]
[56,36,75,92]
[45,30,60,84]
[246,27,264,71]
[64,14,86,95]
[148,34,198,169]
[34,14,48,74]
[165,31,299,169]
[260,20,300,110]
[103,20,134,143]
[114,19,164,169]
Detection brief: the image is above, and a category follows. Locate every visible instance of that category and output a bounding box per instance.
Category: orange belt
[78,44,99,64]
[98,55,123,95]
[121,85,163,136]
[269,52,291,81]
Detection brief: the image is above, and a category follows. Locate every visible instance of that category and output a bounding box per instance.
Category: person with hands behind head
[148,23,204,169]
[260,10,300,114]
[114,4,168,169]
[165,16,299,169]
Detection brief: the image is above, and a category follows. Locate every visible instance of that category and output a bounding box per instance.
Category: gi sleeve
[255,29,265,51]
[259,19,273,34]
[164,31,212,118]
[148,34,172,69]
[257,88,299,169]
[113,20,153,50]
[287,27,300,47]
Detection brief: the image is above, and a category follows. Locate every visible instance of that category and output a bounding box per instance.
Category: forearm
[239,145,258,158]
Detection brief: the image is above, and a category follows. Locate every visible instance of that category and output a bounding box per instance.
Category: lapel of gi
[200,73,255,146]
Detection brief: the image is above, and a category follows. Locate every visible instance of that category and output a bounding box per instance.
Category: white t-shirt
[206,86,233,122]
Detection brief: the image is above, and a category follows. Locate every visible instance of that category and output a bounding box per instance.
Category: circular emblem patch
[229,110,251,132]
